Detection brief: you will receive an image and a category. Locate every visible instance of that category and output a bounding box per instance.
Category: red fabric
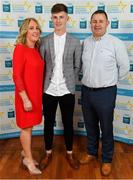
[13,44,45,128]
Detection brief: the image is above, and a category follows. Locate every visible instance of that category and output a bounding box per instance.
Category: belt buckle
[89,87,95,91]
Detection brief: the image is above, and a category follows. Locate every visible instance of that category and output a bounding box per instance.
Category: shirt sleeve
[13,45,26,92]
[115,40,130,80]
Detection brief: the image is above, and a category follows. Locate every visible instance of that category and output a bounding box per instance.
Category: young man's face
[51,11,68,32]
[90,13,109,38]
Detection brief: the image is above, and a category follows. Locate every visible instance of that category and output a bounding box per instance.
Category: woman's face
[26,20,40,45]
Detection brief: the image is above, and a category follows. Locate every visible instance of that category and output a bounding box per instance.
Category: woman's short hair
[16,18,41,48]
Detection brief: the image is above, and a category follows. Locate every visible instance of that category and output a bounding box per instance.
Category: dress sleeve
[13,45,26,92]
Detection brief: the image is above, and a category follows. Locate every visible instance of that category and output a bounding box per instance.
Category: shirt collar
[92,32,108,41]
[54,32,66,39]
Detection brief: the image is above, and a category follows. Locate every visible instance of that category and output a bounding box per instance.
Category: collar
[92,32,108,41]
[54,32,66,38]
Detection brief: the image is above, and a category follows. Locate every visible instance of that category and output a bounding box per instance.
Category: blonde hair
[16,18,42,49]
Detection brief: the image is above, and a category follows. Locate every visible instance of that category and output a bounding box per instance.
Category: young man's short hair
[51,3,68,14]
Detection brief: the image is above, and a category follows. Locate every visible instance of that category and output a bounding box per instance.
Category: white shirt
[46,32,70,96]
[82,33,129,88]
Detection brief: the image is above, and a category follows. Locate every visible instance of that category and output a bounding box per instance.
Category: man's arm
[40,37,46,60]
[74,39,82,76]
[115,40,130,80]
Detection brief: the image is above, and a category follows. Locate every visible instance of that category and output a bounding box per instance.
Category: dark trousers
[81,85,117,163]
[43,93,75,151]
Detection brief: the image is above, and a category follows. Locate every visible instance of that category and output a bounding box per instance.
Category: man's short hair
[91,10,108,20]
[51,3,68,14]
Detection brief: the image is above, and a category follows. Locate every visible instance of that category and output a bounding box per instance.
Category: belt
[84,85,116,91]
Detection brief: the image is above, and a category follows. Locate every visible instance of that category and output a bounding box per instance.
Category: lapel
[49,33,55,64]
[63,33,70,62]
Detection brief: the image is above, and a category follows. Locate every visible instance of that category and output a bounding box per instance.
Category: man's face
[51,11,68,32]
[90,13,109,38]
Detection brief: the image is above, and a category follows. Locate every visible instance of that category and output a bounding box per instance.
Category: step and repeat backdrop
[0,0,133,144]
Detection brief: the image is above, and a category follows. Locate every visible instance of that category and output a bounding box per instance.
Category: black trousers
[81,85,117,163]
[43,93,75,151]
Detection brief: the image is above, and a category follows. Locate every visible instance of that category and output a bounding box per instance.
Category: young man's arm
[74,39,82,76]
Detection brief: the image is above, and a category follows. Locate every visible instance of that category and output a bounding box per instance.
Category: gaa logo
[3,1,11,12]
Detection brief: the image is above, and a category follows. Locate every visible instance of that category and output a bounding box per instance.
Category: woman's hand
[23,99,32,111]
[19,90,32,111]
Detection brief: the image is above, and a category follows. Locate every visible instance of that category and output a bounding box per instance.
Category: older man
[80,10,129,176]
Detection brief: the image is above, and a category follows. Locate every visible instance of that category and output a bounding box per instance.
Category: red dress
[13,44,45,128]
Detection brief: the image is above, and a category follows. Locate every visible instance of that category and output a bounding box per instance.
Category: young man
[40,3,81,170]
[80,10,129,176]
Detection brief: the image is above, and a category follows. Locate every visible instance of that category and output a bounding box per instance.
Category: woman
[13,18,45,175]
